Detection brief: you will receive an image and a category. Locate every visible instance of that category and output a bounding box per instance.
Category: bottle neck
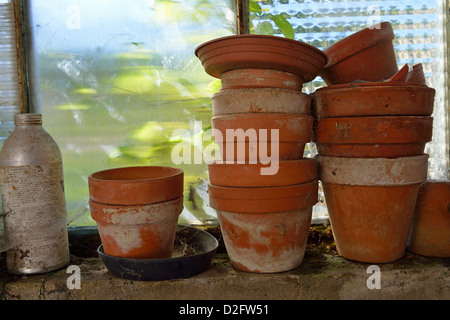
[14,113,43,126]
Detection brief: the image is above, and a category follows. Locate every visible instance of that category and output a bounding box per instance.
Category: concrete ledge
[0,236,448,300]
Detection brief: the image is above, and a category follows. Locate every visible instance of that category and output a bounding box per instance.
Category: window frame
[445,0,450,177]
[4,0,27,114]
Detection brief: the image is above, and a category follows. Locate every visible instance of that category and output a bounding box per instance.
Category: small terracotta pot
[209,180,318,272]
[312,82,435,118]
[195,34,327,82]
[407,180,450,257]
[88,166,183,206]
[212,87,311,116]
[313,116,433,158]
[208,158,317,187]
[318,155,428,263]
[89,196,183,259]
[220,69,304,91]
[208,180,318,214]
[319,22,398,85]
[212,113,314,161]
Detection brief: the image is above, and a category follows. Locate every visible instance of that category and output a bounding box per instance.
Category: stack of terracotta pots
[195,34,327,272]
[313,22,437,263]
[88,166,184,259]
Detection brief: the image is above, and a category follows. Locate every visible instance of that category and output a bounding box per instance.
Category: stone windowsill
[0,225,448,300]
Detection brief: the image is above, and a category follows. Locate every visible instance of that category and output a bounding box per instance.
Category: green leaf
[271,14,295,39]
[249,0,262,15]
[255,21,274,36]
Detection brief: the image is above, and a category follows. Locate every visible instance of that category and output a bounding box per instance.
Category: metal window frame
[11,0,28,113]
[445,0,450,178]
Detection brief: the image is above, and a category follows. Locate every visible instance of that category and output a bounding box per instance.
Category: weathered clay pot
[212,113,314,161]
[209,181,318,272]
[318,155,428,263]
[407,180,450,257]
[216,207,313,273]
[220,69,304,91]
[319,22,398,85]
[312,82,435,118]
[88,166,183,206]
[208,158,317,187]
[89,196,183,259]
[195,34,327,82]
[212,87,311,116]
[313,116,433,158]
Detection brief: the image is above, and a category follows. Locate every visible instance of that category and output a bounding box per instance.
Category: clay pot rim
[89,195,184,210]
[213,87,311,99]
[212,86,311,116]
[88,166,184,206]
[220,68,305,90]
[318,154,429,186]
[88,166,183,184]
[323,22,394,68]
[312,83,435,118]
[89,196,183,225]
[208,159,317,187]
[313,115,434,131]
[208,158,316,167]
[211,113,313,121]
[195,34,327,61]
[314,81,434,93]
[313,115,433,144]
[209,180,318,213]
[314,115,434,140]
[212,113,314,142]
[195,34,328,80]
[314,115,433,121]
[208,180,317,200]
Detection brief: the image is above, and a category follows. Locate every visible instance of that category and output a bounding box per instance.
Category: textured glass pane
[0,2,21,149]
[25,0,236,226]
[251,0,448,221]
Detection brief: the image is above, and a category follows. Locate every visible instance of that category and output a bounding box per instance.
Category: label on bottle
[0,163,69,274]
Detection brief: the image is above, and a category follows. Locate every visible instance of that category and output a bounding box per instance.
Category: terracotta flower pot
[319,22,398,85]
[312,82,435,118]
[318,155,428,263]
[212,113,314,161]
[407,180,450,257]
[212,87,311,116]
[209,181,318,272]
[220,68,304,91]
[195,34,327,82]
[216,207,313,273]
[313,116,433,158]
[89,196,183,259]
[88,166,183,206]
[208,158,317,187]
